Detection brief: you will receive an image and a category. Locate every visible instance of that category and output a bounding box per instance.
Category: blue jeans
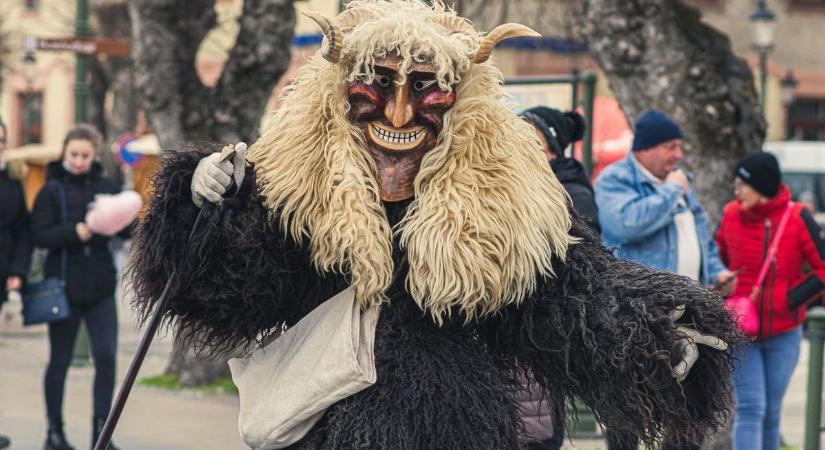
[732,327,802,450]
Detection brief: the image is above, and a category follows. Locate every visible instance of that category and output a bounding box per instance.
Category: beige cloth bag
[228,287,380,449]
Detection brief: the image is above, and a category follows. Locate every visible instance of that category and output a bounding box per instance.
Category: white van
[766,141,825,223]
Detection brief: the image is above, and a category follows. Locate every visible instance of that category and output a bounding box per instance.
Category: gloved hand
[669,305,728,382]
[191,142,248,207]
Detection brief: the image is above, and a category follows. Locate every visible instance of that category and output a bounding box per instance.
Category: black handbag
[22,181,71,325]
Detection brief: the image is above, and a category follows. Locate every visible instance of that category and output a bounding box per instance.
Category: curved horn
[335,7,380,32]
[427,13,476,36]
[302,10,343,63]
[473,23,541,64]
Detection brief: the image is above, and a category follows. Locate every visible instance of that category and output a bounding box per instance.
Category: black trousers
[605,430,700,450]
[44,296,118,421]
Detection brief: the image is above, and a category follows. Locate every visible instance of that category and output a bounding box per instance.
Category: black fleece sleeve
[8,183,31,277]
[484,217,743,447]
[129,149,315,353]
[31,184,82,249]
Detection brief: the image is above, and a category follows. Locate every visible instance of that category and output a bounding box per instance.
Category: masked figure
[132,1,741,448]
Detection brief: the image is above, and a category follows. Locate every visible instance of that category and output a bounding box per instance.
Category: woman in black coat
[0,118,28,450]
[31,124,126,450]
[0,118,30,309]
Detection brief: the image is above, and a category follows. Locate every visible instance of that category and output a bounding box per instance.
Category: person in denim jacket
[595,109,737,450]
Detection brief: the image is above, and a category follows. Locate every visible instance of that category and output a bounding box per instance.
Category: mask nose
[384,80,414,128]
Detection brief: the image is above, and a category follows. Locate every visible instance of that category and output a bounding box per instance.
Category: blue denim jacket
[594,154,727,285]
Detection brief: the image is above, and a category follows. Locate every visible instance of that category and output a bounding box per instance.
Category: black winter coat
[550,157,600,233]
[0,168,30,302]
[31,161,125,306]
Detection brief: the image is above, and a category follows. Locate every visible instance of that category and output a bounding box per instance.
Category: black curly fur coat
[130,150,743,449]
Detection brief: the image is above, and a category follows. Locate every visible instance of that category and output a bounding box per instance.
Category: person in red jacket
[717,152,825,450]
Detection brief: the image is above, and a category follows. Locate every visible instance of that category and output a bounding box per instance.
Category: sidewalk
[0,292,813,450]
[0,295,246,450]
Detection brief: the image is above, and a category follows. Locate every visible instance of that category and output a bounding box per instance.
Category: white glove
[669,305,728,382]
[191,143,247,207]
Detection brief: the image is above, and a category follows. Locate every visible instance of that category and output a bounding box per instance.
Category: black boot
[91,417,121,450]
[44,419,75,450]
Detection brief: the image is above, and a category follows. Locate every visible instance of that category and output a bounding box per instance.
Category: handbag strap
[50,180,68,283]
[752,202,794,298]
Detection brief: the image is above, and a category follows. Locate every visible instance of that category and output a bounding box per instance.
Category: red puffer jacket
[717,184,825,338]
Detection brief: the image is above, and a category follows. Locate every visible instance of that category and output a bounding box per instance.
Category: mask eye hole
[413,79,437,91]
[375,74,392,88]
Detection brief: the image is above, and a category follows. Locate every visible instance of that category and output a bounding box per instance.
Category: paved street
[0,293,247,450]
[0,289,814,450]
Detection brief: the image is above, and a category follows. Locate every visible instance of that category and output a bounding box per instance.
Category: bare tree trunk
[129,0,296,386]
[74,2,138,182]
[576,2,764,447]
[576,0,765,225]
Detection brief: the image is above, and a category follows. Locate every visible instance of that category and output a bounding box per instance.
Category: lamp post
[781,70,798,140]
[71,0,93,367]
[750,0,776,112]
[75,0,91,123]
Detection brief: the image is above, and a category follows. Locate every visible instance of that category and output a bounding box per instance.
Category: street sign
[30,37,129,57]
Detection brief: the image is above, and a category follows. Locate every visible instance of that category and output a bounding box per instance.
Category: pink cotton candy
[85,191,143,236]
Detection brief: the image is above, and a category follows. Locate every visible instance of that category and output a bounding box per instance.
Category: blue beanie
[631,109,683,151]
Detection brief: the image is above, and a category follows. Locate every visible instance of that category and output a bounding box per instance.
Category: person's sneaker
[44,426,75,450]
[0,433,11,450]
[91,417,121,450]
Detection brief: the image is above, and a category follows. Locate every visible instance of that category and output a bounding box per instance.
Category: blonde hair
[248,0,574,323]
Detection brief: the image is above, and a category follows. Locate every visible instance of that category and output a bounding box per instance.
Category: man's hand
[76,222,93,242]
[191,143,248,207]
[714,270,738,297]
[669,305,728,382]
[6,276,22,291]
[665,169,689,194]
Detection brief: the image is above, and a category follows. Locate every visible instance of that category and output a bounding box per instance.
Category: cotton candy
[85,191,142,236]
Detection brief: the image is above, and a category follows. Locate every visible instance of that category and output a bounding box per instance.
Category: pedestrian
[521,106,599,232]
[0,116,28,449]
[31,124,128,450]
[717,152,825,450]
[594,109,737,450]
[518,106,596,450]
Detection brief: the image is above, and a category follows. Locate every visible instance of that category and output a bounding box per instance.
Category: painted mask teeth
[373,126,423,144]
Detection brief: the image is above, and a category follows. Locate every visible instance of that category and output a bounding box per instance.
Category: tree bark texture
[129,0,296,150]
[577,0,765,224]
[89,2,137,181]
[129,0,295,386]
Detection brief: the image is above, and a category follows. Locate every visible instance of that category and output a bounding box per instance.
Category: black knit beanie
[520,107,586,156]
[735,152,781,198]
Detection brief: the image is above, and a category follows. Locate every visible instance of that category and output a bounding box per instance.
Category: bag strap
[50,180,68,283]
[751,202,795,299]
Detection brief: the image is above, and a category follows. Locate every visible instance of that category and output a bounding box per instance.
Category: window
[18,92,43,145]
[24,0,38,13]
[788,98,825,141]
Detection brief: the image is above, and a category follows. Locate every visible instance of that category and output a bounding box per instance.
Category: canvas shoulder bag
[22,181,71,325]
[228,287,380,449]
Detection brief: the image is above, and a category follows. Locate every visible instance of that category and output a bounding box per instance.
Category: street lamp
[750,0,776,111]
[781,70,798,140]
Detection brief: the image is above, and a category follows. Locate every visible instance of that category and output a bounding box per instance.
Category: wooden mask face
[347,56,456,201]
